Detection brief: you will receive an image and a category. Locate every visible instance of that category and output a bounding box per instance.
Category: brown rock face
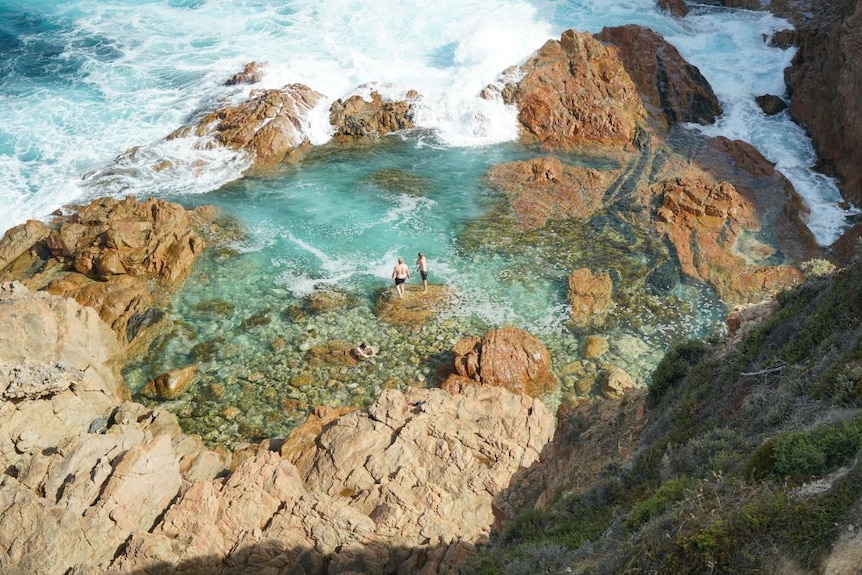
[780,0,862,204]
[486,156,614,229]
[0,220,50,272]
[0,196,211,345]
[177,83,325,169]
[225,61,263,86]
[329,90,415,142]
[654,176,804,304]
[447,327,558,398]
[504,29,647,150]
[568,268,614,327]
[598,25,722,130]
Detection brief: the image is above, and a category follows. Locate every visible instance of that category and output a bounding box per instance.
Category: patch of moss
[240,309,272,330]
[192,298,235,317]
[189,336,225,362]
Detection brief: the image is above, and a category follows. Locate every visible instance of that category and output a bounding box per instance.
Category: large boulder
[598,25,722,130]
[445,327,559,398]
[329,90,416,142]
[171,83,325,169]
[503,28,647,151]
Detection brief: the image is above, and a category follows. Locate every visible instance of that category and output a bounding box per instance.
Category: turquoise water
[1,0,856,447]
[121,137,727,447]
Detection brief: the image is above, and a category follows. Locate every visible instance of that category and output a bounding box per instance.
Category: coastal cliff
[0,3,861,574]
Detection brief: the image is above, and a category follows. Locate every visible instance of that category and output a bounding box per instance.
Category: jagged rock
[568,268,614,327]
[225,61,263,86]
[503,28,647,151]
[329,90,416,142]
[598,25,722,130]
[0,196,213,345]
[173,83,325,169]
[445,327,559,398]
[0,219,49,272]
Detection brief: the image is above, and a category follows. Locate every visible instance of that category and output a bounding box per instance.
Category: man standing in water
[415,252,428,292]
[391,256,410,298]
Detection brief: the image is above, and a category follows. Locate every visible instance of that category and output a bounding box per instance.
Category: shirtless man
[391,256,410,298]
[415,252,428,292]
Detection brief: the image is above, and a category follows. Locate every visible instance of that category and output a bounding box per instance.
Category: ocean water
[1,0,857,446]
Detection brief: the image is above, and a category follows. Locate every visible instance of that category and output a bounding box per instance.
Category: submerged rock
[374,283,454,325]
[140,364,199,400]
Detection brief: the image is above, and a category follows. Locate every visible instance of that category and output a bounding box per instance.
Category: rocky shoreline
[1,2,861,573]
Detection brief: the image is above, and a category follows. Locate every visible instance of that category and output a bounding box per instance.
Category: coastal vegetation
[471,249,862,574]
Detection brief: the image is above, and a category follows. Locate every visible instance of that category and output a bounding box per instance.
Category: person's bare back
[391,256,410,298]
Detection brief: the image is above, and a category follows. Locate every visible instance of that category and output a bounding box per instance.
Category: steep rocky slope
[472,249,862,574]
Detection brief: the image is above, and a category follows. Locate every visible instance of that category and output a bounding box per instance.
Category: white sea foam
[0,0,855,247]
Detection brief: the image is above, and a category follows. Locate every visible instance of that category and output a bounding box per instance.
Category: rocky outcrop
[171,83,325,169]
[598,25,722,131]
[654,176,804,305]
[444,327,559,398]
[486,156,614,229]
[0,196,218,346]
[776,0,862,205]
[329,90,416,142]
[0,282,556,574]
[503,29,647,151]
[0,219,50,273]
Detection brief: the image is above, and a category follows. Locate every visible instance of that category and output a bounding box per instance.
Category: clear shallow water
[1,0,856,447]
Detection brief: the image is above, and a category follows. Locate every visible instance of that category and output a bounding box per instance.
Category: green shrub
[765,415,862,482]
[648,339,708,408]
[624,477,691,531]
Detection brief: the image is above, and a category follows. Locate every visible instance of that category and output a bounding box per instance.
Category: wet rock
[329,90,416,142]
[756,94,788,116]
[375,284,454,325]
[141,364,199,400]
[600,365,636,400]
[582,335,609,359]
[173,83,325,169]
[599,25,722,130]
[486,156,615,229]
[225,61,263,86]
